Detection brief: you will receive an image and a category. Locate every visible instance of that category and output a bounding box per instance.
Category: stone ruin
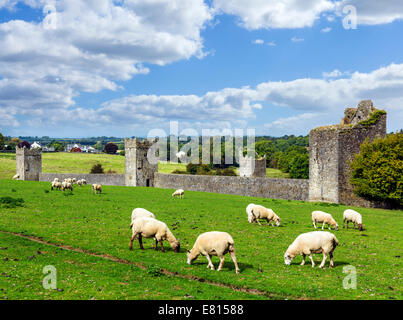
[16,146,42,181]
[239,153,267,178]
[124,137,159,187]
[309,100,387,206]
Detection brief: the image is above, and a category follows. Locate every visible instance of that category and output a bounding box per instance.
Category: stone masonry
[16,146,42,181]
[124,138,159,187]
[239,153,267,178]
[309,100,387,206]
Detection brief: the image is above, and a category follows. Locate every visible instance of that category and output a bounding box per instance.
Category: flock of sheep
[128,190,364,274]
[45,179,364,274]
[50,177,102,194]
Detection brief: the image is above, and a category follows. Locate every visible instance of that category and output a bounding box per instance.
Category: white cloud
[321,27,332,33]
[252,39,264,45]
[267,41,277,47]
[0,0,213,114]
[213,0,335,30]
[322,69,351,78]
[291,37,304,42]
[336,0,403,25]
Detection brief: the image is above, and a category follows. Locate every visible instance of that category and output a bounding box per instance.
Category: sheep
[284,231,339,268]
[129,217,180,253]
[343,209,363,231]
[72,178,77,184]
[92,184,102,194]
[246,203,256,223]
[187,231,240,274]
[172,189,184,199]
[64,178,73,184]
[52,178,59,183]
[51,181,62,191]
[77,179,87,187]
[131,208,156,225]
[250,205,281,226]
[12,174,20,180]
[61,181,73,191]
[312,211,338,230]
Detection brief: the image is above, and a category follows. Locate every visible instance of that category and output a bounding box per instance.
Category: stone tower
[124,138,159,187]
[239,153,267,178]
[309,100,387,206]
[16,146,42,181]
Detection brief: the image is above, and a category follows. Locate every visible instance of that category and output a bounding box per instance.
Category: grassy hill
[0,180,401,300]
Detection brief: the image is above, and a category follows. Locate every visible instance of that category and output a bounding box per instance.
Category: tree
[90,163,104,174]
[0,132,4,150]
[17,141,31,149]
[289,153,309,179]
[94,141,103,151]
[104,143,118,154]
[350,133,402,207]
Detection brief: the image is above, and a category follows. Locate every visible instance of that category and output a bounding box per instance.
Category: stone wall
[39,173,125,186]
[16,147,42,181]
[154,173,309,201]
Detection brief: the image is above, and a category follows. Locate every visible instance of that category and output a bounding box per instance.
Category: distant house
[42,146,55,152]
[30,142,42,150]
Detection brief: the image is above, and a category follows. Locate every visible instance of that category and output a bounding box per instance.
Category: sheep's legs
[313,221,317,229]
[309,254,315,268]
[217,255,225,271]
[319,253,327,268]
[301,254,306,266]
[256,219,262,226]
[138,235,144,250]
[343,218,346,228]
[205,255,215,270]
[159,240,165,252]
[155,239,158,251]
[329,252,334,268]
[321,223,325,230]
[230,251,240,274]
[346,221,349,229]
[129,234,136,251]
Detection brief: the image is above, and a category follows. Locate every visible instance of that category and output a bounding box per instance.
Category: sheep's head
[171,241,180,253]
[334,221,339,230]
[358,224,363,231]
[275,217,281,227]
[284,252,293,265]
[186,250,197,264]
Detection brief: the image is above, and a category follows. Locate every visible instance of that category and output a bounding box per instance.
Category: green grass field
[0,153,287,179]
[0,180,401,300]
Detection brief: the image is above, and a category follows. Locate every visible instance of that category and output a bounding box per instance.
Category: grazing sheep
[172,189,184,198]
[51,181,62,191]
[343,209,363,231]
[129,217,180,253]
[64,178,73,184]
[131,208,156,226]
[250,205,281,226]
[77,179,88,187]
[246,203,256,223]
[12,174,20,180]
[61,181,73,191]
[92,184,102,194]
[312,211,338,230]
[52,178,59,183]
[187,231,240,274]
[72,178,77,184]
[284,231,339,268]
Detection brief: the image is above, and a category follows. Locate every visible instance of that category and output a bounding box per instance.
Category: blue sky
[0,0,402,138]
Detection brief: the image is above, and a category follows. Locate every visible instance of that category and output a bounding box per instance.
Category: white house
[30,142,42,150]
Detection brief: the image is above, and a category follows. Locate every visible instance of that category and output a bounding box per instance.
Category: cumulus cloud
[0,0,213,114]
[213,0,335,30]
[252,39,264,45]
[291,37,304,42]
[321,27,332,33]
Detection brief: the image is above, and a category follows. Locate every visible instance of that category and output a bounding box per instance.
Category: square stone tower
[16,146,42,181]
[309,100,387,206]
[239,153,267,178]
[125,138,159,187]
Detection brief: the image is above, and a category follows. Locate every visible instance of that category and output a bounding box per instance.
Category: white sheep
[61,181,73,191]
[343,209,363,231]
[129,217,180,253]
[246,203,256,223]
[52,178,59,183]
[77,179,88,187]
[172,189,184,199]
[284,231,339,268]
[131,208,156,225]
[72,178,77,184]
[64,178,73,184]
[250,205,281,226]
[187,231,240,274]
[92,184,102,194]
[312,211,338,230]
[51,181,62,191]
[12,174,20,180]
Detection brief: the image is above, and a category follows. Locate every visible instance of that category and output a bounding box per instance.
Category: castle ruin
[124,138,159,187]
[16,146,42,181]
[239,153,267,178]
[309,100,387,206]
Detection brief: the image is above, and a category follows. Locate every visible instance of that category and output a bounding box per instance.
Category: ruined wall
[16,147,42,181]
[125,138,158,187]
[154,173,309,201]
[239,155,267,178]
[39,173,125,186]
[309,100,387,207]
